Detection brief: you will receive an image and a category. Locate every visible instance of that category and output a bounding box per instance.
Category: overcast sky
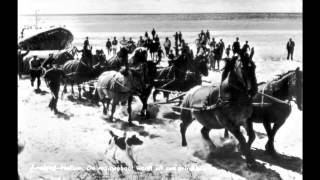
[18,0,302,15]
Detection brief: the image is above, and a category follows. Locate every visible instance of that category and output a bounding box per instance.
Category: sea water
[18,13,302,62]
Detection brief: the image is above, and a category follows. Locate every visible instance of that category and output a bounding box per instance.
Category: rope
[257,92,289,105]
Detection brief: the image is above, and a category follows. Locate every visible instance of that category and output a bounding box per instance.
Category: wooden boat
[18,26,73,50]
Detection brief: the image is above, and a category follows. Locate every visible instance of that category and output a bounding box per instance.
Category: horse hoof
[128,122,134,126]
[182,142,187,147]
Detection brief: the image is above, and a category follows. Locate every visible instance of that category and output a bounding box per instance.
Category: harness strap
[261,83,267,106]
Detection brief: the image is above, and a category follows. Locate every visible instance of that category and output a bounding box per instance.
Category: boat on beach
[18,26,74,50]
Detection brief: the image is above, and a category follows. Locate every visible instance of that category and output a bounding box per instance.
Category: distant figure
[120,36,128,45]
[174,32,179,47]
[151,28,156,39]
[145,37,152,50]
[219,39,225,60]
[155,34,160,43]
[106,38,112,55]
[232,37,241,55]
[286,38,295,60]
[200,30,205,40]
[112,37,118,55]
[84,36,90,50]
[178,31,182,46]
[42,53,55,70]
[137,36,145,47]
[18,49,30,78]
[205,30,210,43]
[128,37,135,45]
[168,49,175,66]
[242,41,250,53]
[163,37,171,56]
[209,37,216,51]
[226,45,231,58]
[145,31,149,39]
[29,55,42,90]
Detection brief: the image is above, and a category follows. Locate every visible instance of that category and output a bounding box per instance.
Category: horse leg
[110,101,117,122]
[127,96,133,126]
[78,84,82,99]
[227,125,255,166]
[246,120,256,150]
[164,92,169,102]
[153,89,158,102]
[180,109,193,147]
[201,127,216,152]
[63,80,68,93]
[71,82,74,94]
[264,120,285,155]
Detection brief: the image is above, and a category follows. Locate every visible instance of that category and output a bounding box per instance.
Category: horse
[43,67,68,114]
[179,54,258,167]
[224,67,303,155]
[61,58,105,99]
[152,50,209,102]
[95,64,150,125]
[104,47,130,71]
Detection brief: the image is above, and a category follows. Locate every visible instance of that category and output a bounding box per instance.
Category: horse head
[225,56,257,100]
[290,67,303,110]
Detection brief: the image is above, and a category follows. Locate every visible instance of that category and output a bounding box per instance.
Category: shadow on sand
[66,94,100,107]
[193,149,283,180]
[54,110,74,120]
[34,89,49,95]
[251,148,302,174]
[193,146,302,179]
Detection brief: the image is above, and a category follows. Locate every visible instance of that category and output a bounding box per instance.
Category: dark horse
[62,56,105,99]
[152,50,209,102]
[95,62,154,125]
[224,67,303,155]
[43,67,68,114]
[179,54,258,167]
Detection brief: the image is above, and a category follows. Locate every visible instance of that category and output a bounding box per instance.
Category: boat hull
[18,27,73,50]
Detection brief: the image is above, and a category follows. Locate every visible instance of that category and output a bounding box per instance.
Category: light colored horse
[180,56,258,167]
[95,68,146,125]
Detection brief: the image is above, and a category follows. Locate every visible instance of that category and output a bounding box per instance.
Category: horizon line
[19,12,302,16]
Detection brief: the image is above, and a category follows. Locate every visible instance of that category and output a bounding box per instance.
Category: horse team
[19,31,303,169]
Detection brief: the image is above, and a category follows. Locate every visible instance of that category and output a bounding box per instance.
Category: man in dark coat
[151,28,156,39]
[29,55,43,90]
[286,38,295,60]
[106,38,112,55]
[232,37,241,55]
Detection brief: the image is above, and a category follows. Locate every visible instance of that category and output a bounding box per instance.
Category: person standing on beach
[151,28,156,40]
[232,37,241,55]
[137,36,145,47]
[200,30,205,40]
[174,32,179,47]
[163,37,171,56]
[155,34,160,43]
[178,31,182,46]
[286,38,295,60]
[242,41,250,53]
[205,30,210,43]
[120,36,128,45]
[106,38,112,55]
[219,39,225,60]
[226,45,231,58]
[29,55,43,91]
[145,31,149,39]
[209,37,216,51]
[112,37,118,55]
